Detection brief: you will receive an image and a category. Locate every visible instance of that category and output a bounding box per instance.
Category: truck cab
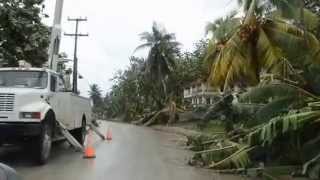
[0,67,91,164]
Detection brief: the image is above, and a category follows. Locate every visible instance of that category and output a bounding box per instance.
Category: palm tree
[206,0,320,91]
[199,1,320,173]
[238,0,319,30]
[205,11,240,44]
[89,84,103,108]
[205,11,241,77]
[135,22,180,103]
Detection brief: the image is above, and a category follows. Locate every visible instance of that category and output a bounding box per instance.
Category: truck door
[49,74,73,128]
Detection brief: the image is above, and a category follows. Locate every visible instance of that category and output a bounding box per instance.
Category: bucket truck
[0,0,92,164]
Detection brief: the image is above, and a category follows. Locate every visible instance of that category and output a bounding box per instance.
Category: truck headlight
[20,112,41,119]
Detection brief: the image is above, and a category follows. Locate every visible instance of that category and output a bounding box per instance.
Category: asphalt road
[0,121,221,180]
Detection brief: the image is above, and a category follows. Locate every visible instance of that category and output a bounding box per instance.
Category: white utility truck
[0,0,92,164]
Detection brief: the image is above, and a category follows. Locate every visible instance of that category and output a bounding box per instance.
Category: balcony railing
[184,91,221,98]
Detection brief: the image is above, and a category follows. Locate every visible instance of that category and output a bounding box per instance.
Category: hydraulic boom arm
[47,0,64,72]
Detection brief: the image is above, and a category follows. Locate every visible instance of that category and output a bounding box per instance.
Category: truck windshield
[0,71,48,89]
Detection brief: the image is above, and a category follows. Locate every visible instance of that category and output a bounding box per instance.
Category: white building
[183,79,222,107]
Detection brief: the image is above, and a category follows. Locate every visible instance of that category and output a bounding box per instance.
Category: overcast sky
[43,0,237,96]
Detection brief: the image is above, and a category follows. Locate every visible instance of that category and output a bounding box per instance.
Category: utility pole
[64,17,88,94]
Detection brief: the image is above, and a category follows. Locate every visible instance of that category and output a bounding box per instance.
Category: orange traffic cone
[106,128,112,141]
[83,131,96,159]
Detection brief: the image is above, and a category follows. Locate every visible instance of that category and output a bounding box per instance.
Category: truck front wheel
[34,118,53,165]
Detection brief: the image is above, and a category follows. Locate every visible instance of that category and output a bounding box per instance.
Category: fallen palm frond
[194,145,237,155]
[209,145,256,169]
[189,99,320,178]
[247,110,320,146]
[309,101,320,110]
[303,152,320,175]
[239,83,314,104]
[186,134,220,151]
[190,143,243,167]
[187,137,219,150]
[188,134,253,169]
[255,96,302,123]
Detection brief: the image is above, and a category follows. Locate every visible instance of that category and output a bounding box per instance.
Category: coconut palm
[206,0,320,91]
[238,0,319,30]
[205,11,241,79]
[89,84,103,108]
[135,22,180,102]
[205,11,240,44]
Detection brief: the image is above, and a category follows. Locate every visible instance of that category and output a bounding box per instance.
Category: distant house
[183,79,221,107]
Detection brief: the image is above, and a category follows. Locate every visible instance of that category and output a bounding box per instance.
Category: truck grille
[0,93,15,112]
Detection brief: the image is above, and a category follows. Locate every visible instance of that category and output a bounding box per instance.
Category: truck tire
[0,163,20,180]
[72,119,86,145]
[35,118,53,165]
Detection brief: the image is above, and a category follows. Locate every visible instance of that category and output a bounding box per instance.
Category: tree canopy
[206,0,320,91]
[135,22,180,103]
[0,0,49,67]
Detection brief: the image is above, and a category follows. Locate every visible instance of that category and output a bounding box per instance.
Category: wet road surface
[0,121,221,180]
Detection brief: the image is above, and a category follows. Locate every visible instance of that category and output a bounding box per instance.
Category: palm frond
[208,32,258,89]
[263,27,304,61]
[248,110,320,146]
[205,11,240,42]
[272,1,319,30]
[205,22,218,35]
[240,83,315,103]
[133,43,152,53]
[257,27,284,71]
[269,0,298,18]
[263,19,305,43]
[238,0,254,12]
[203,40,219,69]
[263,19,320,64]
[256,96,305,123]
[243,0,258,24]
[305,32,320,64]
[139,32,154,42]
[209,145,255,169]
[301,8,319,31]
[163,33,176,41]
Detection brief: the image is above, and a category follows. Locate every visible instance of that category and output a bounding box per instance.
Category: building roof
[0,67,57,73]
[183,79,205,88]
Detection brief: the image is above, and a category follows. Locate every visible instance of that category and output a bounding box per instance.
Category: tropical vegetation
[0,0,320,179]
[0,0,50,67]
[102,0,320,178]
[5,0,320,178]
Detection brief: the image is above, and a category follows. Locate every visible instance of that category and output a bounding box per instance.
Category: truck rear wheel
[34,118,53,165]
[72,119,86,145]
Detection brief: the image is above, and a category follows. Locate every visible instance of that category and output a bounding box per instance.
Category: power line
[64,17,88,94]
